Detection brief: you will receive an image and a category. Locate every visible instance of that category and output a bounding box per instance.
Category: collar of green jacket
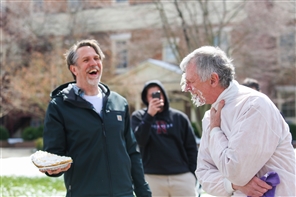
[50,81,110,99]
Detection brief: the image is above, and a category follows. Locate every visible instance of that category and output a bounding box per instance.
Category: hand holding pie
[31,150,73,173]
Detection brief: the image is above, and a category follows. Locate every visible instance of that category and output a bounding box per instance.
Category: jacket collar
[50,81,110,99]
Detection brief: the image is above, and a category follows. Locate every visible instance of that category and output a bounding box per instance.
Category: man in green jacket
[42,39,151,197]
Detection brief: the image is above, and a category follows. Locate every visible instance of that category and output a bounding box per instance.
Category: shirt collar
[212,80,239,110]
[72,84,105,98]
[73,84,85,97]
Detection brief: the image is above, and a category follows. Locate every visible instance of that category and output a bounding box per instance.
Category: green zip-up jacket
[43,82,151,197]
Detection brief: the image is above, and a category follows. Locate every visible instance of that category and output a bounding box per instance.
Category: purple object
[248,172,280,197]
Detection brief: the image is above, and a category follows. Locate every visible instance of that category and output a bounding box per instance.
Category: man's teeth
[89,69,97,74]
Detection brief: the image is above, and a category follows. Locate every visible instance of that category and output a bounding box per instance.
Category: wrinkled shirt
[196,80,296,196]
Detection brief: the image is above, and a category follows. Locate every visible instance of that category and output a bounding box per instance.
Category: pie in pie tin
[38,163,72,172]
[31,150,73,171]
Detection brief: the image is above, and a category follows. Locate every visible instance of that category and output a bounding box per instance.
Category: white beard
[190,91,206,107]
[87,78,100,86]
[87,73,102,86]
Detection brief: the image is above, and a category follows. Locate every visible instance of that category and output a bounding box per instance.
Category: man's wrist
[232,183,237,190]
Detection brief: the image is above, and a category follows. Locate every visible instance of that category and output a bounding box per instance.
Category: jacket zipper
[68,185,71,197]
[65,90,114,196]
[102,109,113,197]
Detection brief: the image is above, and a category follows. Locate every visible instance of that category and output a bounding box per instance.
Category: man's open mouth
[88,69,98,75]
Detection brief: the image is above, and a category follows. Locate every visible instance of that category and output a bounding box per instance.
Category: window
[1,0,6,13]
[115,40,128,69]
[275,86,296,123]
[213,28,230,52]
[32,0,43,12]
[282,100,295,118]
[162,38,179,63]
[112,0,129,5]
[163,43,177,63]
[110,33,131,74]
[68,0,81,11]
[30,118,43,128]
[279,32,295,67]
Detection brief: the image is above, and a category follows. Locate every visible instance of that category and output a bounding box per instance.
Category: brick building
[1,0,295,136]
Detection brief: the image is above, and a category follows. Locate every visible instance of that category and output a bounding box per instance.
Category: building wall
[2,0,295,125]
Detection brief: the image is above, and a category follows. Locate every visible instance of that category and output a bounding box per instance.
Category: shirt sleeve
[183,115,198,175]
[43,101,67,177]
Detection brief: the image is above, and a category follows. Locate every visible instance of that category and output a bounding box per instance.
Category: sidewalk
[1,147,35,158]
[0,147,44,177]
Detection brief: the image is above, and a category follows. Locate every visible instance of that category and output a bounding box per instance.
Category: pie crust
[31,150,72,169]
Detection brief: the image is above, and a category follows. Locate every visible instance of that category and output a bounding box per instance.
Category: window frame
[275,85,296,123]
[112,0,129,6]
[32,0,43,13]
[67,0,81,12]
[110,33,131,74]
[162,37,179,63]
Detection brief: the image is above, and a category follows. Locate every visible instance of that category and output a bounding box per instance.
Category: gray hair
[64,39,105,80]
[180,46,235,88]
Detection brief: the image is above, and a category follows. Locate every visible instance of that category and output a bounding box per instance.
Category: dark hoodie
[43,82,151,197]
[131,80,197,175]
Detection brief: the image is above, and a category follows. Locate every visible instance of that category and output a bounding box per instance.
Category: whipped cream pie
[31,150,72,168]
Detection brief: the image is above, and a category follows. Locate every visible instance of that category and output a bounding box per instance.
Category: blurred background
[1,0,295,146]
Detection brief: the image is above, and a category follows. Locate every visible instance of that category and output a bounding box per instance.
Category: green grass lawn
[1,176,210,197]
[1,176,66,197]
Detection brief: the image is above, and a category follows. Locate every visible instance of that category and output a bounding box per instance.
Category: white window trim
[110,33,131,40]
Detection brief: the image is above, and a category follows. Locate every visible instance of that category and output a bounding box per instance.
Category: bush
[289,123,296,141]
[35,137,43,150]
[22,127,37,141]
[35,125,44,138]
[0,126,9,140]
[191,122,201,138]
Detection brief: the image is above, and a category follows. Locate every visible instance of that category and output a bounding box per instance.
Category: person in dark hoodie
[131,80,198,197]
[41,39,151,197]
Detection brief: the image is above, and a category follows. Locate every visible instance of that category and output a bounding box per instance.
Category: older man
[179,46,295,197]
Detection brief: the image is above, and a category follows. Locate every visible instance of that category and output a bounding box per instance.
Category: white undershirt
[83,92,103,116]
